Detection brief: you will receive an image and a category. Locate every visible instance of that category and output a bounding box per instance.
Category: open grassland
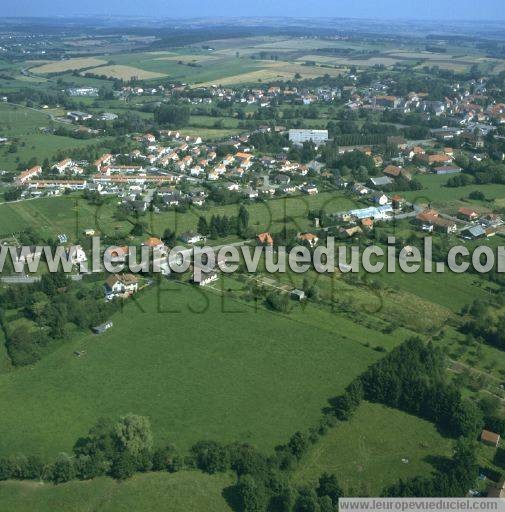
[0,103,107,172]
[30,57,108,74]
[375,262,496,312]
[0,471,234,512]
[293,401,454,496]
[0,103,58,136]
[402,174,505,213]
[0,283,382,459]
[0,191,356,241]
[0,196,127,240]
[83,64,167,80]
[270,268,453,335]
[148,191,358,238]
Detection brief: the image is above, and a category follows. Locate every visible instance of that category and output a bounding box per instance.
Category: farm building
[481,429,500,447]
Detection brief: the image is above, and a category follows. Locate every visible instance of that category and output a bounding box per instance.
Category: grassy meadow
[0,282,384,459]
[403,174,505,214]
[0,471,234,512]
[293,401,454,496]
[0,196,126,240]
[0,103,108,173]
[0,190,359,242]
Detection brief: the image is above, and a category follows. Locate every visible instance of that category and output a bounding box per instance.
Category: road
[0,273,83,284]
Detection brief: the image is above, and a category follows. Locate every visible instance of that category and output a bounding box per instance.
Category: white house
[52,158,73,174]
[67,245,87,265]
[194,271,218,286]
[180,232,203,244]
[105,274,139,300]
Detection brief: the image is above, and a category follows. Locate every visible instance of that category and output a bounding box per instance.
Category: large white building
[289,129,329,144]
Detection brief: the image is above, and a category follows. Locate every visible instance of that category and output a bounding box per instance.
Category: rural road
[0,273,83,284]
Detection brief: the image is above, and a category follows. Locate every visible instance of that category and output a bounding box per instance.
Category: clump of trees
[0,414,159,483]
[154,104,190,128]
[0,271,119,366]
[333,337,483,439]
[462,299,505,351]
[197,205,251,240]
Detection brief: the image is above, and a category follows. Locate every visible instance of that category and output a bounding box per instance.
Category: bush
[51,454,76,484]
[110,451,137,480]
[191,441,230,474]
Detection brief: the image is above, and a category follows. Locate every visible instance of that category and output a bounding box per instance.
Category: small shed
[481,429,500,447]
[291,289,306,301]
[93,321,113,334]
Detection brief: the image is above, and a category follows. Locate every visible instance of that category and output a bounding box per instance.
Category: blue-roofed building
[348,204,393,220]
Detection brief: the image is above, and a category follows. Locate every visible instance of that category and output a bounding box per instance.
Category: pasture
[148,190,358,238]
[0,190,357,242]
[0,196,127,240]
[0,471,234,512]
[374,260,496,312]
[0,103,107,172]
[293,401,454,496]
[0,282,382,459]
[402,174,505,213]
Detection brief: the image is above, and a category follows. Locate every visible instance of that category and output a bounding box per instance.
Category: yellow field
[195,61,344,86]
[30,57,108,74]
[82,65,167,80]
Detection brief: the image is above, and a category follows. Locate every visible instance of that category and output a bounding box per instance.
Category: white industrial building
[288,129,329,144]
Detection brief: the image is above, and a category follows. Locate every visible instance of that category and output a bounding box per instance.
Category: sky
[2,0,504,21]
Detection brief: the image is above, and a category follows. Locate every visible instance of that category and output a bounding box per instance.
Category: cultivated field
[30,57,108,74]
[83,64,167,80]
[195,61,344,87]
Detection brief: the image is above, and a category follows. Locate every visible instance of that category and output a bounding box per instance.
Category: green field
[0,282,383,459]
[375,260,496,312]
[0,190,358,242]
[0,196,126,240]
[403,174,505,214]
[0,103,107,172]
[0,471,234,512]
[149,191,359,239]
[293,401,454,496]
